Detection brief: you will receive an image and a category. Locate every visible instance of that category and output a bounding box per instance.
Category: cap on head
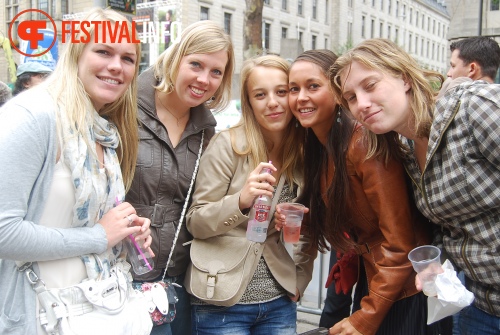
[16,62,53,77]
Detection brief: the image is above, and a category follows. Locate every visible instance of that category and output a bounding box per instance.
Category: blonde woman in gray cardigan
[0,8,153,335]
[185,55,316,335]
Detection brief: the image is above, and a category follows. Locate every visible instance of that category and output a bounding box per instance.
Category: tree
[243,0,264,60]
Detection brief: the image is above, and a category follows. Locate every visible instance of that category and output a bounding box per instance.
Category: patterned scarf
[58,106,126,280]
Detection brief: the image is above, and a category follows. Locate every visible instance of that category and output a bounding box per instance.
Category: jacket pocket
[137,130,154,168]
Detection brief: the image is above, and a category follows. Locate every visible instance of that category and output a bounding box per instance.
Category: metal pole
[478,0,484,36]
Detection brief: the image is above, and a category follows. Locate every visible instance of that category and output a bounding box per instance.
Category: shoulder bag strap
[161,130,205,281]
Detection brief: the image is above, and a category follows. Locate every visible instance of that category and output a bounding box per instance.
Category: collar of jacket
[137,67,217,134]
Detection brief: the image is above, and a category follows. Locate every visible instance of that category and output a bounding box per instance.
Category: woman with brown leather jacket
[286,50,451,335]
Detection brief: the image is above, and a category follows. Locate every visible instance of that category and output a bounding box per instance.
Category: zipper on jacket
[418,99,462,222]
[460,228,477,282]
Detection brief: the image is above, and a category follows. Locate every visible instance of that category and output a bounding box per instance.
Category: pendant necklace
[156,92,188,127]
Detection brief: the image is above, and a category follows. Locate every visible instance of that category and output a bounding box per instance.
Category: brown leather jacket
[340,127,431,335]
[126,68,216,280]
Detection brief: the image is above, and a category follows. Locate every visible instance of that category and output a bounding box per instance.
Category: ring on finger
[126,215,133,226]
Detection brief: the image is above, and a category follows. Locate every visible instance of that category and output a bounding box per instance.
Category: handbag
[185,175,285,307]
[186,235,261,306]
[135,130,205,325]
[18,260,152,335]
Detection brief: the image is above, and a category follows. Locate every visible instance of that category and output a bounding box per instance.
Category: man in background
[447,36,500,83]
[13,62,53,96]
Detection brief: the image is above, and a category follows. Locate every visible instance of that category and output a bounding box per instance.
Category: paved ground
[296,300,323,334]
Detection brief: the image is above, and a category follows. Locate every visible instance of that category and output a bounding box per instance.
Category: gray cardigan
[0,87,108,334]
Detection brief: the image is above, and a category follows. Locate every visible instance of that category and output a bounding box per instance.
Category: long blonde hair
[153,20,234,112]
[330,38,443,159]
[47,7,140,191]
[232,55,304,187]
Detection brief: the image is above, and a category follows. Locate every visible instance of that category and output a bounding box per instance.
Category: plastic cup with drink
[276,203,305,243]
[408,245,442,296]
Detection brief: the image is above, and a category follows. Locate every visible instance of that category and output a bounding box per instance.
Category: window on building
[432,42,435,60]
[264,22,271,50]
[348,22,353,41]
[396,1,399,17]
[491,0,499,10]
[6,0,19,41]
[264,0,270,5]
[200,6,209,20]
[371,18,375,38]
[388,0,392,14]
[409,33,412,52]
[372,0,376,7]
[348,0,353,8]
[298,0,303,15]
[325,37,328,48]
[380,22,384,38]
[421,37,424,56]
[325,0,329,24]
[362,16,366,38]
[427,40,430,57]
[395,27,399,42]
[299,31,303,43]
[410,8,413,23]
[282,0,287,10]
[282,27,288,38]
[312,35,317,49]
[313,0,318,19]
[388,25,391,39]
[224,12,231,35]
[416,11,419,27]
[381,0,384,11]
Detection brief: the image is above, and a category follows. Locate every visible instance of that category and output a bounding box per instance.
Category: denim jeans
[135,273,191,335]
[191,296,297,335]
[458,305,500,335]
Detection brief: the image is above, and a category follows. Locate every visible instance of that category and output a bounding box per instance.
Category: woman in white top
[0,8,153,335]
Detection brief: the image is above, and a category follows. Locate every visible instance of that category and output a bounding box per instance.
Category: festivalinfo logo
[9,9,141,58]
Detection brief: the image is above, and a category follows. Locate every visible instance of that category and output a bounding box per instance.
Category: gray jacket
[0,88,107,334]
[126,68,216,280]
[404,80,500,316]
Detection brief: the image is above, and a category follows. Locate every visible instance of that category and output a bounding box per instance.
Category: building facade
[0,0,455,88]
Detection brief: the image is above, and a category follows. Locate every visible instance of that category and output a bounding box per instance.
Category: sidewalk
[296,300,322,334]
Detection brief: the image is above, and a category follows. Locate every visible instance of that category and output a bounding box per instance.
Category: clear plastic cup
[277,203,305,243]
[408,245,442,296]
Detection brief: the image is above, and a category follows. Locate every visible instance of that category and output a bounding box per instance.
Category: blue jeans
[191,296,297,335]
[135,273,191,335]
[452,271,465,335]
[458,305,500,335]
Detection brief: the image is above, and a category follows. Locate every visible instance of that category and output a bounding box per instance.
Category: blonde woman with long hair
[185,55,315,335]
[125,20,235,335]
[332,38,499,335]
[0,7,153,335]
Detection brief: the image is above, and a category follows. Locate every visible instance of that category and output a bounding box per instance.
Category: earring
[336,108,342,124]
